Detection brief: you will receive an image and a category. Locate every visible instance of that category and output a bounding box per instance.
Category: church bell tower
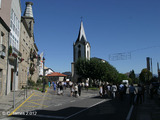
[71,20,91,82]
[23,2,34,37]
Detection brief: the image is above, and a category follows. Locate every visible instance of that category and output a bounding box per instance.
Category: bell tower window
[78,45,81,58]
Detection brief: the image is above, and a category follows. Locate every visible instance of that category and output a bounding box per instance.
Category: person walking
[74,84,78,97]
[86,82,89,91]
[99,84,103,98]
[137,84,142,104]
[69,81,72,88]
[119,83,124,100]
[78,83,82,96]
[48,81,51,88]
[59,82,63,95]
[111,83,117,99]
[149,83,153,99]
[141,84,145,102]
[70,84,74,97]
[129,84,136,105]
[107,84,111,98]
[123,84,127,95]
[53,83,56,94]
[102,83,106,98]
[57,82,60,95]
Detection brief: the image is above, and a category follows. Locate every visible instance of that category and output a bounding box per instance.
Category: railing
[12,46,22,57]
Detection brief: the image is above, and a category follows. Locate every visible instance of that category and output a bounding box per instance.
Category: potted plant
[8,46,12,56]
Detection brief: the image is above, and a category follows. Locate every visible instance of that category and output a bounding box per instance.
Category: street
[0,88,131,120]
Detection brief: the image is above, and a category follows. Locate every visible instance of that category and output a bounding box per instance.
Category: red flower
[12,53,17,58]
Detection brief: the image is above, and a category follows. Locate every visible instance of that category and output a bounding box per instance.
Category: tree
[75,58,90,79]
[117,73,129,84]
[75,58,119,83]
[139,68,152,83]
[129,70,136,83]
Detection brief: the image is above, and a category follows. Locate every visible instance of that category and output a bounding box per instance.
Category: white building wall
[10,0,21,50]
[45,69,54,76]
[7,0,21,94]
[85,43,90,60]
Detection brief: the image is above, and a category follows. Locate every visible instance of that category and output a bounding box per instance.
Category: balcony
[12,46,22,57]
[0,44,6,58]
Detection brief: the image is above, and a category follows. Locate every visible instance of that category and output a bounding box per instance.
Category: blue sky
[21,0,160,75]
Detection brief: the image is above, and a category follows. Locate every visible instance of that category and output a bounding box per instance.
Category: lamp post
[42,57,45,92]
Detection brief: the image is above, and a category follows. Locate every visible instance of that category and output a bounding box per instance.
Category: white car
[157,86,160,99]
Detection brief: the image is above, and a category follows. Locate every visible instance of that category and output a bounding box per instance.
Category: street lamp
[42,57,45,92]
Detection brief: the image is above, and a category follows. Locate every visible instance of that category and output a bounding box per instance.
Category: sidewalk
[0,89,33,118]
[131,93,160,120]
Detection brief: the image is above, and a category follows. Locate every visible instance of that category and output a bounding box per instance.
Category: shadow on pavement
[9,94,131,120]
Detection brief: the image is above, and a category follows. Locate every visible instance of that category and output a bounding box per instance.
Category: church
[71,20,91,82]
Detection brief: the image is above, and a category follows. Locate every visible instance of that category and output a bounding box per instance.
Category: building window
[0,0,1,9]
[1,32,4,44]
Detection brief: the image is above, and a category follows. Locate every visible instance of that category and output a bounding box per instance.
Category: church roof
[23,2,33,18]
[76,21,87,43]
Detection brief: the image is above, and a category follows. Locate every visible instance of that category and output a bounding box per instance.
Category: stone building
[0,17,10,96]
[18,16,31,88]
[71,21,91,82]
[19,2,39,88]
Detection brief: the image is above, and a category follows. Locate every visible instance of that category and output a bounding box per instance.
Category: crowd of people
[99,82,146,105]
[47,80,152,105]
[47,81,89,98]
[99,83,127,99]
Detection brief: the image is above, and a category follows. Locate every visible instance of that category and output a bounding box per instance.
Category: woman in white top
[99,85,103,97]
[74,84,78,97]
[112,84,117,98]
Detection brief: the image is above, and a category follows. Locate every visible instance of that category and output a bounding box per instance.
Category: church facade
[71,21,91,82]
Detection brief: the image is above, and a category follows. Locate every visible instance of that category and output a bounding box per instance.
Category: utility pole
[42,57,45,92]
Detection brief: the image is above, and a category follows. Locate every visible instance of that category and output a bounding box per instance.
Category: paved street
[1,87,159,120]
[0,88,131,120]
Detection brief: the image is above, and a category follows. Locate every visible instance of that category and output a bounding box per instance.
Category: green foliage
[117,73,129,84]
[8,46,12,55]
[139,68,152,83]
[36,78,42,86]
[28,79,35,86]
[102,62,119,83]
[75,58,90,79]
[129,70,136,83]
[29,63,35,75]
[75,58,119,83]
[88,58,107,80]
